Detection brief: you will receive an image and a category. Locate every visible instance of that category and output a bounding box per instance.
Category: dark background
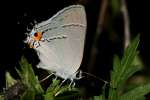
[0,0,149,98]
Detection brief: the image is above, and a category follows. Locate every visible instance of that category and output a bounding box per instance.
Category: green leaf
[0,95,4,100]
[119,65,142,87]
[111,35,139,88]
[54,90,80,100]
[94,95,105,100]
[110,0,121,15]
[119,83,150,100]
[109,34,142,100]
[46,79,61,94]
[108,87,118,100]
[135,96,145,100]
[21,88,35,100]
[44,92,55,100]
[5,72,17,88]
[16,56,44,99]
[113,55,121,71]
[111,55,121,88]
[44,78,80,100]
[120,34,139,73]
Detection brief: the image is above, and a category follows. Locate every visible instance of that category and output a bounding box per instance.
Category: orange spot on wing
[33,32,42,41]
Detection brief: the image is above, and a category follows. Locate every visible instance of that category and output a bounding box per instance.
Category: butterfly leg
[53,75,58,81]
[69,79,75,88]
[55,78,68,96]
[40,73,54,83]
[69,71,83,87]
[78,70,83,79]
[60,78,67,87]
[75,70,84,80]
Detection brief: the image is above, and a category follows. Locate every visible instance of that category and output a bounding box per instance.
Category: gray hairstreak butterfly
[25,5,86,85]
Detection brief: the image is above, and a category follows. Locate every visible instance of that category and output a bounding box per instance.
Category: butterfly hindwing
[31,5,86,79]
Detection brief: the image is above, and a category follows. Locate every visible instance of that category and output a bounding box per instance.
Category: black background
[0,0,149,98]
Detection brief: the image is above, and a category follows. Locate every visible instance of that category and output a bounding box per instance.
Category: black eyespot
[34,32,38,37]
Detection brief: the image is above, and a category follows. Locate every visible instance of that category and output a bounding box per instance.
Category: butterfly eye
[33,32,42,41]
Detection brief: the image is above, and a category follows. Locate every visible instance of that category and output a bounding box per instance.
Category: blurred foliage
[0,56,81,100]
[94,34,150,100]
[5,72,17,88]
[1,34,149,100]
[109,0,121,16]
[0,0,150,99]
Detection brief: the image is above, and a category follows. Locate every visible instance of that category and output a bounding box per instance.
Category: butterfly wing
[34,5,86,79]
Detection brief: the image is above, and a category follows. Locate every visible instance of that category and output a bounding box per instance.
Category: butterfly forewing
[35,5,86,32]
[32,5,86,79]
